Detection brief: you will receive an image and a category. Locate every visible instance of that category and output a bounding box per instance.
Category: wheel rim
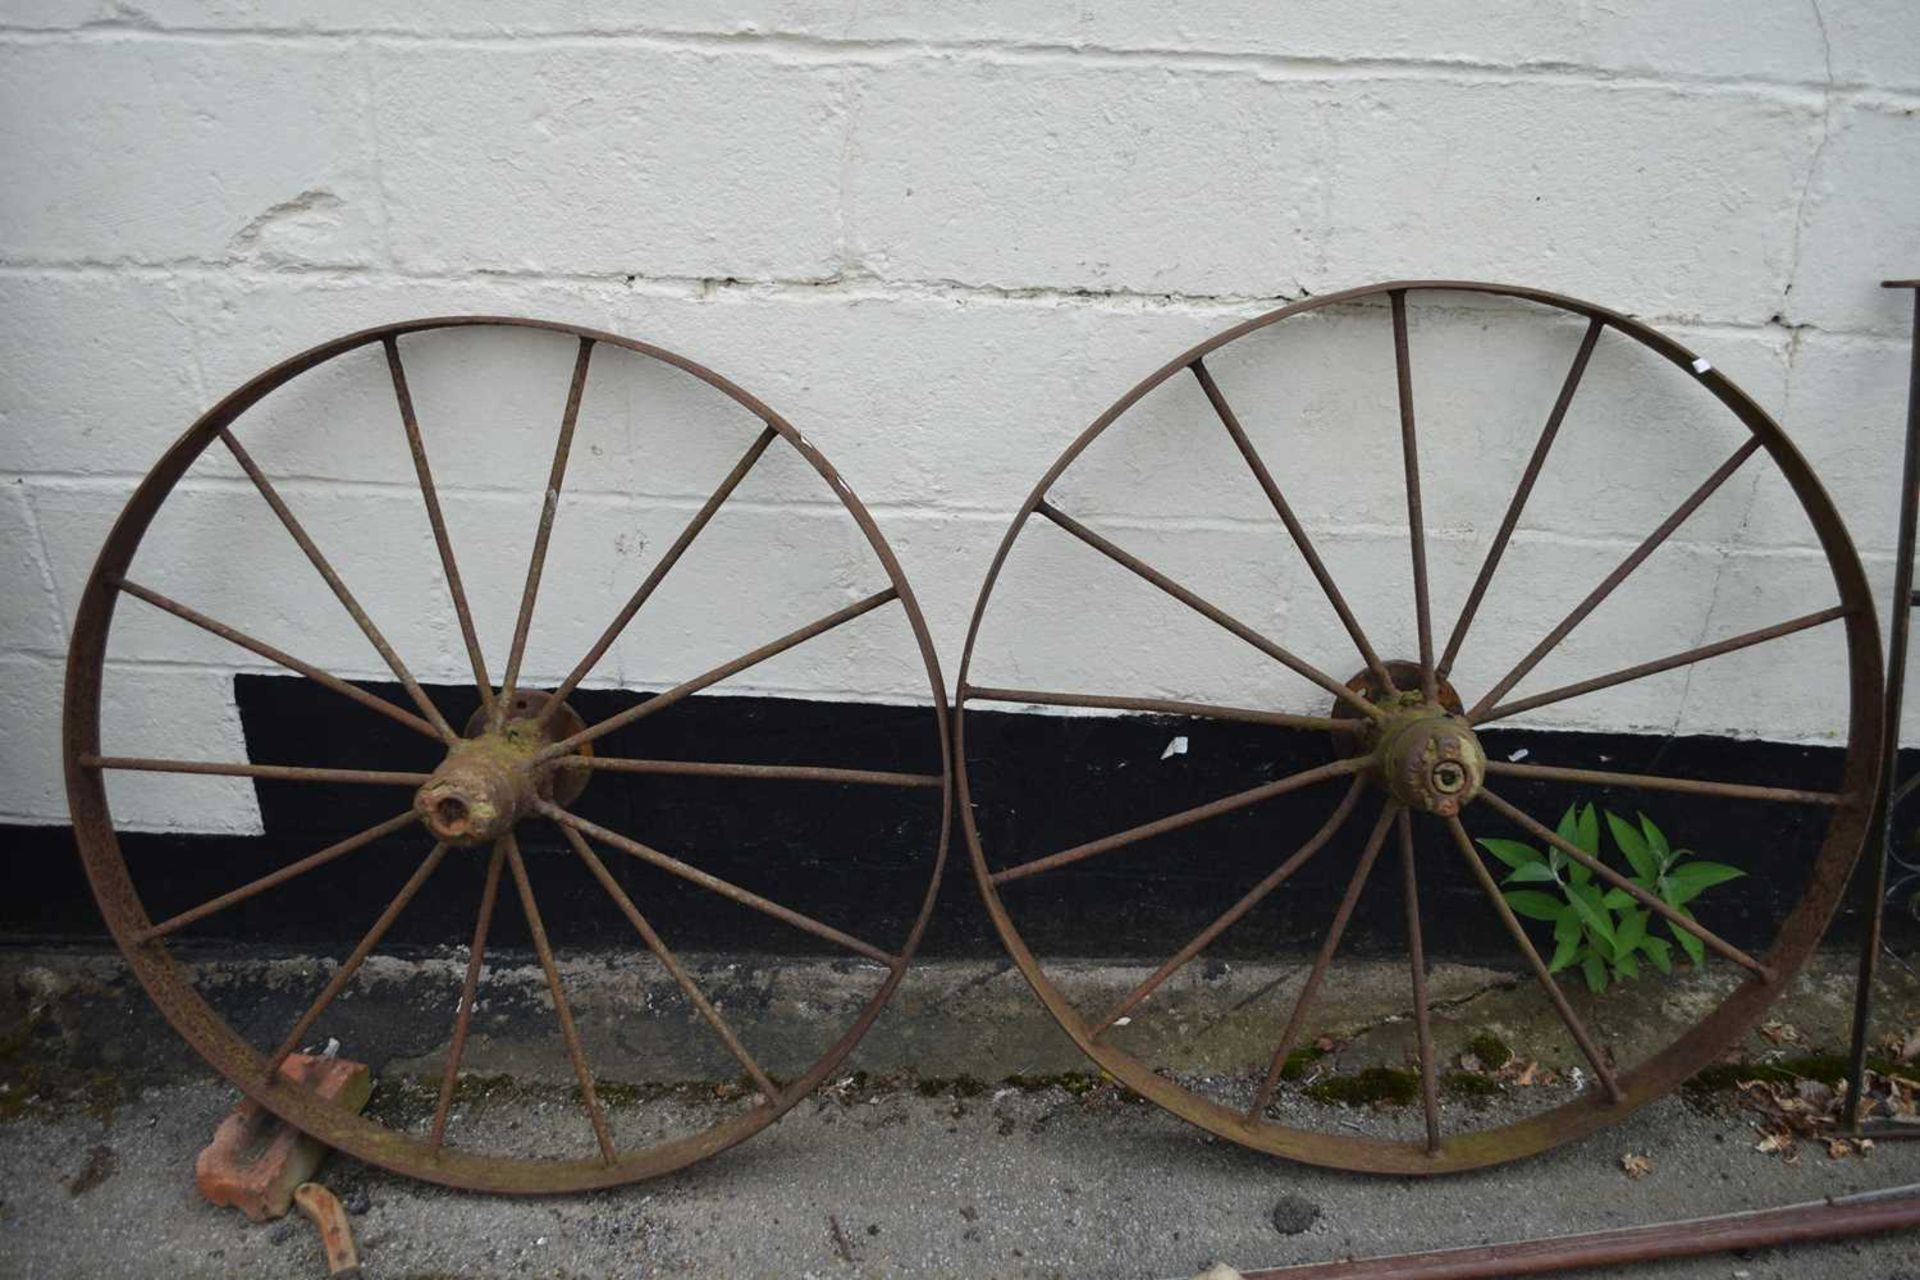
[953,280,1882,1174]
[63,316,952,1193]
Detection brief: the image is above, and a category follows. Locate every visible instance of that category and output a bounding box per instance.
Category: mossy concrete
[3,946,1916,1105]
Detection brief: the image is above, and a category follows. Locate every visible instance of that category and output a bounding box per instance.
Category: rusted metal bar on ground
[1225,1182,1920,1279]
[1846,280,1920,1131]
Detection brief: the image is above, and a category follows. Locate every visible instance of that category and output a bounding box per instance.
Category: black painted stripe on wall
[8,674,1912,958]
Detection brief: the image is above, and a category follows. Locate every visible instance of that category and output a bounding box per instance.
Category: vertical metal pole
[1845,281,1920,1130]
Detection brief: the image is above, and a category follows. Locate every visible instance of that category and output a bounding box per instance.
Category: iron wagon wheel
[953,280,1882,1174]
[62,316,951,1193]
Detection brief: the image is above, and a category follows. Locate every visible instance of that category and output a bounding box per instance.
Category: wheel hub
[1333,661,1484,816]
[1374,709,1485,816]
[414,690,590,846]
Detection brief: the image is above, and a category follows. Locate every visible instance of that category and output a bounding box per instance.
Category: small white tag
[1690,357,1713,375]
[1161,735,1189,760]
[1508,747,1530,762]
[1114,1016,1133,1027]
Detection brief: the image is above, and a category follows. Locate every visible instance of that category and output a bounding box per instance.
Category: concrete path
[6,1065,1920,1278]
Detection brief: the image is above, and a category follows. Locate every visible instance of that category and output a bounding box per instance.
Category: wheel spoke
[502,832,616,1162]
[1482,760,1845,808]
[431,841,505,1151]
[496,337,594,725]
[1246,803,1397,1119]
[538,589,900,761]
[962,684,1356,733]
[83,756,430,787]
[1440,317,1604,677]
[220,428,457,743]
[990,757,1370,886]
[1475,605,1852,725]
[263,843,449,1077]
[554,821,779,1101]
[539,802,897,966]
[1092,775,1365,1035]
[1036,502,1386,721]
[541,426,778,725]
[563,756,941,789]
[1190,357,1395,693]
[1399,811,1441,1154]
[385,336,496,715]
[136,810,419,942]
[1390,291,1439,704]
[1444,814,1625,1103]
[117,577,441,741]
[1467,437,1764,720]
[1477,788,1774,979]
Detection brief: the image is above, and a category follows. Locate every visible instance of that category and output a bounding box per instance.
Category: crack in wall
[1783,0,1840,318]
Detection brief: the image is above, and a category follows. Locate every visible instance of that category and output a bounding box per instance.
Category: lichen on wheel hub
[416,691,591,847]
[1333,663,1486,817]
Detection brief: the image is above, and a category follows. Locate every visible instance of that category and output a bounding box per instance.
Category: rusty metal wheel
[63,317,950,1193]
[954,281,1883,1174]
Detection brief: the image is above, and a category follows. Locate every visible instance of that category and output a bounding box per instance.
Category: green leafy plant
[1478,804,1745,994]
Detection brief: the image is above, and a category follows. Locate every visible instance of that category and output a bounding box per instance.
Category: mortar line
[2,469,1876,558]
[5,21,1917,106]
[0,259,1914,342]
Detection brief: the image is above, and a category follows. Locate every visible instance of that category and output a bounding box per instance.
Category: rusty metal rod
[539,802,897,966]
[1235,1182,1920,1280]
[386,335,496,717]
[1469,435,1764,720]
[1248,804,1397,1118]
[431,841,505,1150]
[541,425,778,725]
[83,756,430,787]
[1390,291,1439,705]
[1476,604,1852,725]
[1477,788,1772,980]
[263,843,449,1076]
[541,588,900,760]
[1035,502,1387,721]
[1847,281,1920,1130]
[502,832,616,1162]
[1399,811,1442,1154]
[562,755,941,789]
[1483,759,1844,807]
[136,810,420,942]
[115,577,440,741]
[991,756,1371,886]
[1440,316,1603,678]
[962,684,1358,733]
[1093,777,1367,1036]
[1191,356,1396,694]
[496,337,593,725]
[1446,815,1625,1103]
[556,821,779,1100]
[220,427,457,743]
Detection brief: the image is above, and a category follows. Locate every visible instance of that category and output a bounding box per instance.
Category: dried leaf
[1620,1152,1653,1179]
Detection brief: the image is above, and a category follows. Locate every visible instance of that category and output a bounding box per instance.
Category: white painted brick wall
[1,3,1916,831]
